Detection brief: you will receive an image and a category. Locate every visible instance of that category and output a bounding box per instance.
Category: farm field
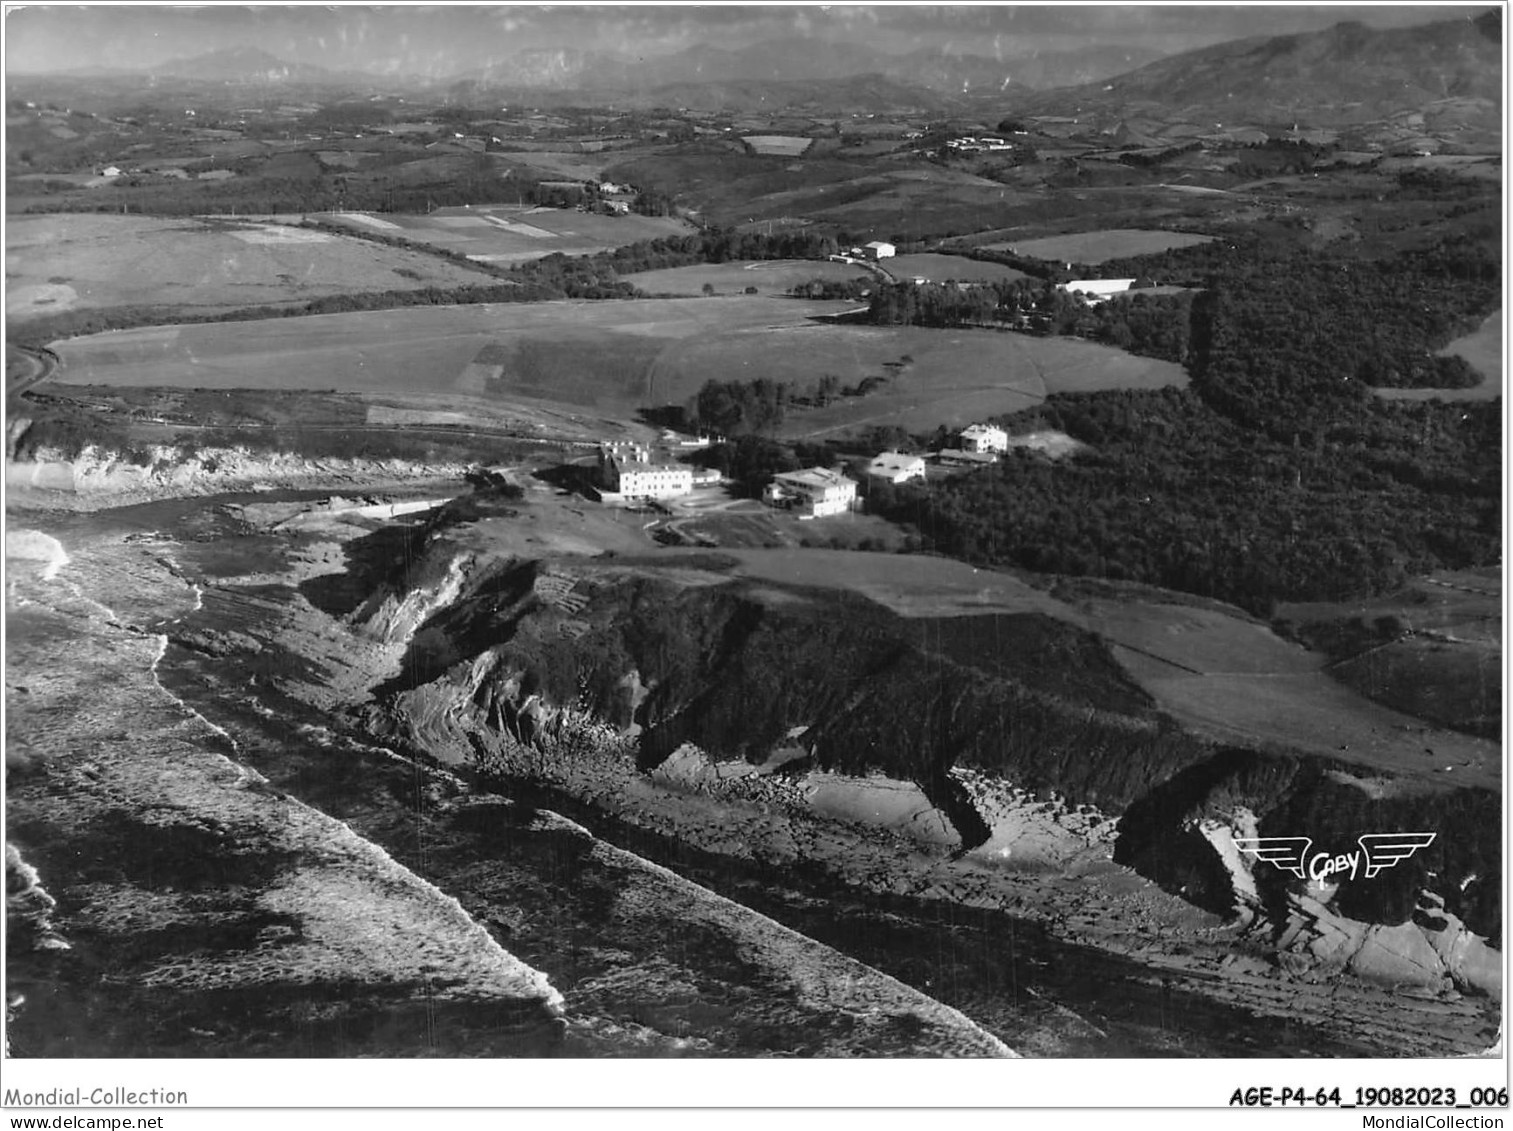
[47,299,1188,435]
[744,136,812,156]
[606,149,1041,237]
[659,322,1187,437]
[623,259,868,295]
[46,295,835,411]
[805,179,1041,238]
[317,205,694,264]
[979,229,1215,263]
[882,254,1028,283]
[4,213,492,322]
[488,149,635,180]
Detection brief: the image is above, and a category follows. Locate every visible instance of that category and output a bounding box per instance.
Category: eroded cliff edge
[327,492,1500,1037]
[8,511,1015,1057]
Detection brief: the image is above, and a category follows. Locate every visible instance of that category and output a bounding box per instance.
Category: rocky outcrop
[1262,889,1500,999]
[359,547,1501,976]
[1193,810,1500,998]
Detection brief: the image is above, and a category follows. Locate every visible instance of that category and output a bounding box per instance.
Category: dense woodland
[676,227,1501,615]
[864,233,1501,614]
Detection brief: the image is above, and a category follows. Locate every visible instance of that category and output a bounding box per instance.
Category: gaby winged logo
[1233,833,1436,884]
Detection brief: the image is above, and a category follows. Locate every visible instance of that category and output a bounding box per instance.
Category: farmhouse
[959,423,1009,453]
[1060,278,1136,304]
[863,241,897,260]
[597,441,693,500]
[764,467,858,518]
[866,451,927,485]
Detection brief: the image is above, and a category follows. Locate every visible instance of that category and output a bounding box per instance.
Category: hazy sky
[4,5,1491,76]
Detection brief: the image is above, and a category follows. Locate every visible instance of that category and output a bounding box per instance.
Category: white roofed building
[764,467,857,518]
[598,441,692,500]
[866,451,926,485]
[959,423,1009,453]
[1059,278,1136,304]
[862,240,896,260]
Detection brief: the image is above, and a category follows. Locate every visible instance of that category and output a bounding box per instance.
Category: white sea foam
[5,529,70,581]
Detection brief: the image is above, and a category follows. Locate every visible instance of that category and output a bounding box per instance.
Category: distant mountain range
[139,37,1164,98]
[148,46,347,85]
[1014,10,1502,127]
[456,37,1166,95]
[55,9,1506,129]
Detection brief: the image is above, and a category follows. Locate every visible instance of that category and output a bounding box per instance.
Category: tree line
[867,279,1192,364]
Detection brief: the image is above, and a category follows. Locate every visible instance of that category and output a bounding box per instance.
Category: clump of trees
[788,276,872,300]
[686,361,910,438]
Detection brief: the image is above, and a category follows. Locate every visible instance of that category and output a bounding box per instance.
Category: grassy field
[703,548,1498,789]
[657,322,1187,437]
[623,259,868,295]
[4,214,494,321]
[714,548,1074,619]
[48,299,1187,435]
[1077,593,1498,790]
[1274,567,1501,739]
[491,150,624,181]
[47,296,836,411]
[1377,310,1503,403]
[744,136,812,156]
[605,148,1040,238]
[882,254,1028,283]
[979,229,1214,264]
[318,205,694,264]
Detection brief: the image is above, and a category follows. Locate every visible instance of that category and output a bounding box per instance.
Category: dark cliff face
[377,555,1207,804]
[373,552,1501,939]
[1115,750,1501,939]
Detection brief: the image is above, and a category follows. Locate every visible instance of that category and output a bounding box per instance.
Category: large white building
[862,240,896,260]
[598,441,693,500]
[959,423,1009,454]
[1059,278,1136,304]
[764,467,857,518]
[866,451,927,484]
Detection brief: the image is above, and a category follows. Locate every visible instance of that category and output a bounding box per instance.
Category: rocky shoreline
[5,496,1015,1057]
[7,471,1503,1057]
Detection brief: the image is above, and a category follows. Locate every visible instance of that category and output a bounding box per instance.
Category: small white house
[100,165,122,177]
[866,451,926,485]
[959,423,1009,454]
[1059,278,1136,304]
[862,240,896,260]
[765,468,857,518]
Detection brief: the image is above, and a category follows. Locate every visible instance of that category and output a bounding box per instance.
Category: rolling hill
[1013,10,1501,128]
